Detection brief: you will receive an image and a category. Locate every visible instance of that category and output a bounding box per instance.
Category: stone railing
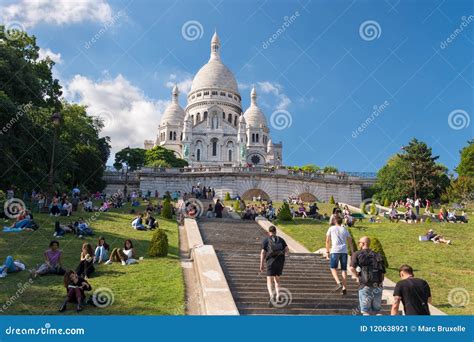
[104,166,376,183]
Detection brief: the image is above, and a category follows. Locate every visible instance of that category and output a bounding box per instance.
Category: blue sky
[2,0,472,172]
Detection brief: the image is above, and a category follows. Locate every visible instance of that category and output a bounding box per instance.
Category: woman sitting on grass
[105,239,137,266]
[76,243,95,278]
[50,195,61,216]
[59,270,92,312]
[131,213,146,230]
[30,240,65,277]
[144,211,157,229]
[94,236,110,263]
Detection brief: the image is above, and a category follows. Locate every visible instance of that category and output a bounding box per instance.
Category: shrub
[161,198,173,219]
[233,200,240,212]
[347,228,358,256]
[425,217,432,224]
[383,198,390,207]
[369,202,377,215]
[360,202,367,214]
[329,195,335,205]
[277,201,293,221]
[368,237,388,268]
[224,192,231,201]
[148,228,169,257]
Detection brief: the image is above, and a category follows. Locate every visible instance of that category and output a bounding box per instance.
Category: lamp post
[48,112,61,195]
[411,162,417,199]
[124,149,130,198]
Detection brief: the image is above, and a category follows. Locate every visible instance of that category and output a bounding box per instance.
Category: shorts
[266,257,285,276]
[359,286,383,314]
[329,253,348,270]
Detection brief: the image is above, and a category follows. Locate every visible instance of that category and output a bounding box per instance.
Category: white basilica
[144,31,282,167]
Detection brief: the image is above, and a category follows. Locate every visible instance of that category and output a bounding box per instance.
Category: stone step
[237,308,360,315]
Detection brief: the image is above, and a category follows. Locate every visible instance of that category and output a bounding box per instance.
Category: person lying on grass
[0,256,26,277]
[59,270,92,313]
[30,240,66,278]
[425,229,451,245]
[105,239,138,265]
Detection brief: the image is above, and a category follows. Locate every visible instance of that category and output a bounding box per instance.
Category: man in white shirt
[325,215,354,295]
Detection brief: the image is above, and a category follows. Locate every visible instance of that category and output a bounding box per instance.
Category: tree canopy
[374,138,449,201]
[0,26,109,193]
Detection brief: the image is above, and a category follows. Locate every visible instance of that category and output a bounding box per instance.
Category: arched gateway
[242,189,270,201]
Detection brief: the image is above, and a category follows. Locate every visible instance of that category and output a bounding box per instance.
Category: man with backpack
[350,236,386,315]
[260,225,289,307]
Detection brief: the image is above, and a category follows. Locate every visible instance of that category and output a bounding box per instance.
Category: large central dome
[190,32,239,95]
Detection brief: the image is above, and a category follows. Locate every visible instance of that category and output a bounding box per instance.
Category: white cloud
[257,81,291,110]
[38,47,62,64]
[165,74,193,95]
[1,0,113,28]
[64,74,168,162]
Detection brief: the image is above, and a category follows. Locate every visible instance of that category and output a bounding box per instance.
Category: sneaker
[104,260,112,265]
[334,283,343,292]
[342,288,347,295]
[53,232,57,237]
[447,240,452,245]
[268,294,276,308]
[121,260,126,266]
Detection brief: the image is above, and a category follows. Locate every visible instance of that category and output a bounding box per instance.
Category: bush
[383,198,390,207]
[233,200,240,212]
[277,202,293,221]
[347,228,358,256]
[368,237,388,268]
[161,198,173,219]
[148,228,169,257]
[360,201,367,214]
[425,217,432,224]
[369,202,377,215]
[224,192,231,201]
[329,195,335,205]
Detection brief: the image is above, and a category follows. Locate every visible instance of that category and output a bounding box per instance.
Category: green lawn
[0,203,184,315]
[275,215,474,315]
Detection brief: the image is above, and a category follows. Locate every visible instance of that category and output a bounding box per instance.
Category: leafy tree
[145,146,188,168]
[323,166,338,174]
[443,176,473,205]
[374,139,449,202]
[114,147,146,172]
[301,164,320,173]
[456,140,474,178]
[347,228,358,256]
[224,192,231,201]
[329,195,335,204]
[383,198,390,207]
[368,237,389,268]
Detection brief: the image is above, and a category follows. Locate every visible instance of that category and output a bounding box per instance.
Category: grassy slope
[275,214,474,315]
[0,203,184,315]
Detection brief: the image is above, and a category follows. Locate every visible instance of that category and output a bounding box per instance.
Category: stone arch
[242,189,270,201]
[298,192,318,202]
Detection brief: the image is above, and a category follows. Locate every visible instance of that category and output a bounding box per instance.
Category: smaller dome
[243,86,267,128]
[160,86,185,126]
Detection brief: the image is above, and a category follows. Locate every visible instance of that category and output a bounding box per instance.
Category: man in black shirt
[260,226,289,306]
[391,264,431,315]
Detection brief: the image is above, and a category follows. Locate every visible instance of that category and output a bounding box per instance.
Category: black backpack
[267,236,284,258]
[358,249,385,286]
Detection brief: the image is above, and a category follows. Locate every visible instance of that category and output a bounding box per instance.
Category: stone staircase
[197,216,393,315]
